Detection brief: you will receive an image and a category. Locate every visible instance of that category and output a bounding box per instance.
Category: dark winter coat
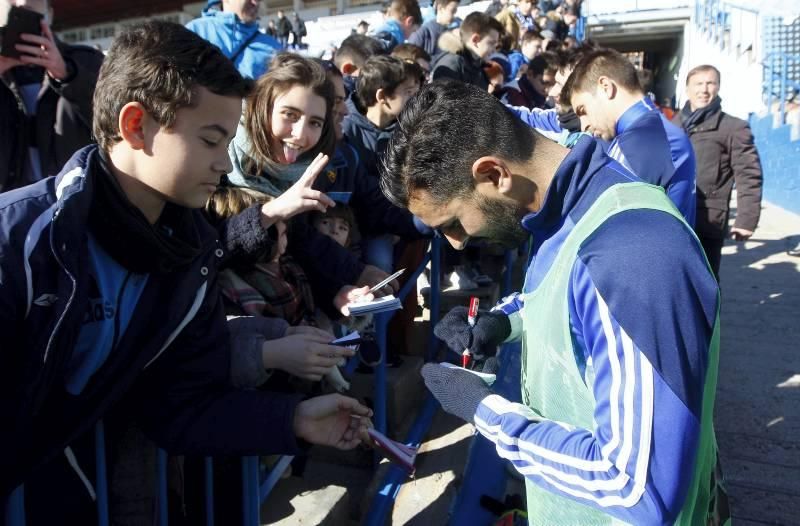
[276,16,292,37]
[0,146,305,496]
[673,108,763,239]
[0,40,104,192]
[430,46,489,91]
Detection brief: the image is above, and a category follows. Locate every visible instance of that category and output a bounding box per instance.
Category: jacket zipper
[111,272,133,349]
[43,209,77,364]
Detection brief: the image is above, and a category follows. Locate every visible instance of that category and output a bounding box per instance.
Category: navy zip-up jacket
[341,96,397,179]
[0,146,305,495]
[507,98,697,225]
[322,142,428,239]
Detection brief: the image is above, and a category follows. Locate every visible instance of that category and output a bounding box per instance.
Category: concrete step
[348,355,426,435]
[390,410,475,525]
[259,474,351,525]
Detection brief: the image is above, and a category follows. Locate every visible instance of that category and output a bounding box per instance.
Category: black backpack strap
[231,30,261,63]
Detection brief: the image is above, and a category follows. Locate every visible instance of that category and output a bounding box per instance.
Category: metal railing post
[94,421,110,526]
[240,457,259,526]
[4,485,25,526]
[156,448,168,526]
[426,235,442,363]
[204,457,214,526]
[374,311,390,435]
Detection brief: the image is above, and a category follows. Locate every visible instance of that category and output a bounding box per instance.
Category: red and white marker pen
[462,296,480,368]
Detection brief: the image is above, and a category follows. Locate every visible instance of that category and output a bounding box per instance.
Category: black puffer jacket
[673,108,763,239]
[430,42,489,91]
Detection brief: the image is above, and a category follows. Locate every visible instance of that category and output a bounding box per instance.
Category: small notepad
[346,295,402,316]
[368,428,418,475]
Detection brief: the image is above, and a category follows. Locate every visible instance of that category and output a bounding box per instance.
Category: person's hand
[333,285,374,316]
[421,362,493,422]
[434,307,511,358]
[356,265,399,295]
[285,325,332,337]
[16,21,68,81]
[293,394,373,449]
[0,56,24,76]
[260,153,334,226]
[730,227,753,242]
[261,328,356,381]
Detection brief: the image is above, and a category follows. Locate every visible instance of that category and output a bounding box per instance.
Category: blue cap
[206,0,222,8]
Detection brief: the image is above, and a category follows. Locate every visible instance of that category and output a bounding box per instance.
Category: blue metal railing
[5,237,443,526]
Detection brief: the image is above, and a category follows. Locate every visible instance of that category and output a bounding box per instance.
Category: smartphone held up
[0,5,43,59]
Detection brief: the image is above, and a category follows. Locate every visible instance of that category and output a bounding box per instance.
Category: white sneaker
[448,267,478,290]
[467,265,493,286]
[417,269,431,295]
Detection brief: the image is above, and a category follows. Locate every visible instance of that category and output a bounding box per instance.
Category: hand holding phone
[1,6,43,59]
[1,8,68,81]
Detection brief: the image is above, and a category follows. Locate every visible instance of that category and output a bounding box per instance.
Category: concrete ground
[715,200,800,525]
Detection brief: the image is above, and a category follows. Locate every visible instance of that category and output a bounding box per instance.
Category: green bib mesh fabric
[518,182,721,525]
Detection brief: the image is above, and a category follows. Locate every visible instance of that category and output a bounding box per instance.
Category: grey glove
[434,307,511,359]
[421,362,494,422]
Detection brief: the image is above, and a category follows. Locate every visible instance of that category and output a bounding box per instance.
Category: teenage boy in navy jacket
[0,21,372,522]
[342,55,424,182]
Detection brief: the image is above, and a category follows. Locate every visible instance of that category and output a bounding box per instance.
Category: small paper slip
[346,295,402,316]
[368,428,418,475]
[440,362,496,385]
[330,331,361,349]
[326,191,352,204]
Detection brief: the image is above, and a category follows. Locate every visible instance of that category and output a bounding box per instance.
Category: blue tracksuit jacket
[484,137,718,524]
[506,98,697,225]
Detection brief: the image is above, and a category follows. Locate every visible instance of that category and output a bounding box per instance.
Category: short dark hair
[380,80,535,208]
[555,41,599,73]
[93,20,250,151]
[686,64,721,85]
[568,48,642,103]
[435,0,460,11]
[390,0,423,26]
[521,30,543,45]
[460,12,504,43]
[334,34,386,71]
[356,55,423,109]
[392,43,432,64]
[528,51,558,77]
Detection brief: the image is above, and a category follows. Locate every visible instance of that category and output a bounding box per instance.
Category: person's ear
[341,62,358,76]
[471,156,513,196]
[598,76,616,100]
[470,32,481,48]
[375,88,387,106]
[117,102,148,150]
